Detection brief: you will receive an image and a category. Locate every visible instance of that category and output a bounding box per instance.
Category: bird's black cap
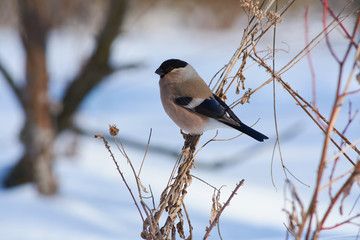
[155,59,188,77]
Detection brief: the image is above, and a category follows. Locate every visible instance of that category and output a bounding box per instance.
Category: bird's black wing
[210,94,269,141]
[174,97,193,107]
[174,95,238,125]
[175,95,269,142]
[211,94,242,123]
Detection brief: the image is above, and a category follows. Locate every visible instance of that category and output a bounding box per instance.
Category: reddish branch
[320,0,359,48]
[319,162,360,232]
[321,213,360,231]
[304,2,360,238]
[203,180,245,240]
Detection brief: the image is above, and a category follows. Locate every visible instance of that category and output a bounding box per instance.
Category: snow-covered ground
[0,6,359,240]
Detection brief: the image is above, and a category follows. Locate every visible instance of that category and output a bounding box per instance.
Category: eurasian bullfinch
[155,59,268,142]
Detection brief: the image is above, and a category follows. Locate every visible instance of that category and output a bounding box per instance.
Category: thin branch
[0,61,25,109]
[318,163,360,232]
[320,0,359,48]
[191,174,222,193]
[138,128,152,177]
[182,202,193,238]
[304,4,360,237]
[319,167,354,192]
[304,6,317,108]
[321,214,360,231]
[270,0,289,186]
[321,0,341,63]
[94,134,145,222]
[203,180,245,240]
[250,53,358,165]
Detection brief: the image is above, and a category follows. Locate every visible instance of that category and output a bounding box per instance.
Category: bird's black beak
[155,67,165,77]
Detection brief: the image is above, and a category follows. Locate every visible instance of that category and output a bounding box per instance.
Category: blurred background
[0,0,359,239]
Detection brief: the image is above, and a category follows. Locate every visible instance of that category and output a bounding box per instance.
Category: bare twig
[94,134,145,223]
[138,128,152,177]
[250,50,357,165]
[0,61,25,109]
[318,163,360,230]
[304,6,317,109]
[304,8,360,238]
[203,180,245,240]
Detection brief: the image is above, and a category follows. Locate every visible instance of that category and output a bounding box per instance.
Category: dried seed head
[266,11,282,23]
[140,231,147,239]
[236,83,240,95]
[94,134,103,139]
[109,124,119,136]
[240,0,264,20]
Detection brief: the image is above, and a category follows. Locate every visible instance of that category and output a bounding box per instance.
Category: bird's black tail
[227,122,269,142]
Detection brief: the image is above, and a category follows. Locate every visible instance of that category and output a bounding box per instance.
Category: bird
[155,59,269,142]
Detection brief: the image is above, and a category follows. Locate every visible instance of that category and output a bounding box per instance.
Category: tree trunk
[3,0,128,195]
[4,0,57,195]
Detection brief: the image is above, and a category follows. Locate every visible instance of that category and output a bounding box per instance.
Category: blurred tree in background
[0,0,350,197]
[0,0,250,196]
[0,0,245,196]
[0,0,128,195]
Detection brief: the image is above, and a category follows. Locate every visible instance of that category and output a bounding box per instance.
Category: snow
[0,5,359,240]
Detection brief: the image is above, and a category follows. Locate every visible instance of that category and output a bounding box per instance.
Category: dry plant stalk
[143,1,289,238]
[96,1,289,238]
[211,0,360,239]
[241,0,360,239]
[98,0,359,239]
[152,134,200,239]
[95,0,292,239]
